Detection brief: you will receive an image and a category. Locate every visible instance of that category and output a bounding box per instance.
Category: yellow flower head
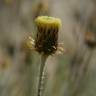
[35,16,61,28]
[35,16,62,55]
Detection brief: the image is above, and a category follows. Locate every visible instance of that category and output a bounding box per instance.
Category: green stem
[37,54,48,96]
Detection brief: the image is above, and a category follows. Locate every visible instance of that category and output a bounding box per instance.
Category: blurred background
[0,0,96,96]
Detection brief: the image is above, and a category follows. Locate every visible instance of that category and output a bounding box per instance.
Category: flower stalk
[35,16,61,96]
[37,54,48,96]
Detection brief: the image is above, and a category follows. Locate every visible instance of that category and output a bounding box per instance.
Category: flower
[85,31,96,48]
[35,16,61,55]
